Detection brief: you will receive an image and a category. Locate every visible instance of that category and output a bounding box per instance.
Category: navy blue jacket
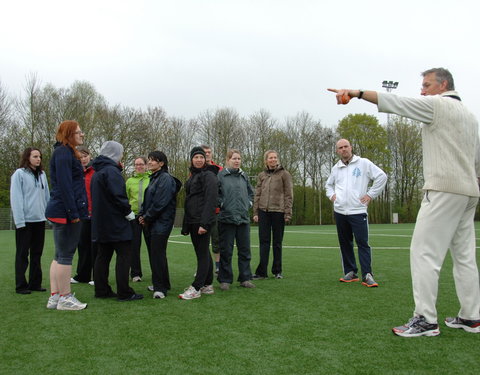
[91,155,132,243]
[45,143,88,221]
[139,169,182,236]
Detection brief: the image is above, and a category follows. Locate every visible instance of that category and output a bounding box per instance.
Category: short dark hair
[19,147,43,171]
[422,68,455,90]
[147,151,168,172]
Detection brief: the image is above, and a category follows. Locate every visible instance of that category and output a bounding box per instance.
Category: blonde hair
[263,150,278,167]
[225,149,241,163]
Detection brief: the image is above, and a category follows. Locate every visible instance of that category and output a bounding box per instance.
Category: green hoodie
[126,172,151,214]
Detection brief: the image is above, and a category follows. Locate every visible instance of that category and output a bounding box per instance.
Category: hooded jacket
[182,167,218,232]
[91,155,132,243]
[253,165,293,220]
[10,168,50,228]
[139,169,182,235]
[45,143,88,222]
[218,168,254,225]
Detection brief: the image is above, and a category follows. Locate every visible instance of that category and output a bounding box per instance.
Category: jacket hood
[92,155,122,172]
[99,141,124,163]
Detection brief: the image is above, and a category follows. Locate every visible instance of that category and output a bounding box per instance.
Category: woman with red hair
[45,120,89,310]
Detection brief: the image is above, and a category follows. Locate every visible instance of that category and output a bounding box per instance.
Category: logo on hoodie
[352,167,361,178]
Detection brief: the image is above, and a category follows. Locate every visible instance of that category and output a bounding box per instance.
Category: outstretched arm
[327,88,378,105]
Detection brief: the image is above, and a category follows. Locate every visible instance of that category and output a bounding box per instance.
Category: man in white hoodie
[326,139,387,289]
[328,67,480,337]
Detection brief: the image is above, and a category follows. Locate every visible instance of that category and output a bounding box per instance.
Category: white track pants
[410,190,480,323]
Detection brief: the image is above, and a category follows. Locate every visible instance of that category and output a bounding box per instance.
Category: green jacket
[218,168,254,225]
[126,172,151,214]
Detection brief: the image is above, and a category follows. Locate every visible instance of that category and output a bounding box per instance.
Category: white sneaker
[147,285,154,292]
[178,286,201,300]
[88,281,95,286]
[46,293,60,309]
[153,291,165,299]
[70,278,79,284]
[200,285,214,295]
[57,293,88,310]
[132,276,142,282]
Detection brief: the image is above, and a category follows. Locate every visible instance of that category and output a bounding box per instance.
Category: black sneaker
[392,316,440,337]
[118,293,144,302]
[252,274,267,280]
[445,316,480,333]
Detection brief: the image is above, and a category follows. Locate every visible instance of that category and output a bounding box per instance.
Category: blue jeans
[334,212,372,277]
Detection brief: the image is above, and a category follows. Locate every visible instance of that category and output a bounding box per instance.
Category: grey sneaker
[219,283,230,291]
[392,316,440,337]
[46,293,60,310]
[147,285,154,292]
[445,316,480,333]
[362,273,378,287]
[57,293,88,311]
[132,276,142,282]
[200,285,215,295]
[153,291,165,299]
[340,271,359,283]
[240,281,256,288]
[274,274,283,279]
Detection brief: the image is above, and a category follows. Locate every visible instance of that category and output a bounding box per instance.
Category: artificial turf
[0,224,479,374]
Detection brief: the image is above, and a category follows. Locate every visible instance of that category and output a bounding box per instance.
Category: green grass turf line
[0,224,479,374]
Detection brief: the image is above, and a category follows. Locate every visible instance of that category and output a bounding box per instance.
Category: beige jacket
[253,165,293,220]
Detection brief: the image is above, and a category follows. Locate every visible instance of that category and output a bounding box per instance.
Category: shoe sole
[178,294,201,300]
[340,278,359,283]
[362,281,378,287]
[445,321,480,333]
[392,328,440,337]
[57,304,88,311]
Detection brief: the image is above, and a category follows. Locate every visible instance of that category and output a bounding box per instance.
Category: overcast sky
[1,0,479,127]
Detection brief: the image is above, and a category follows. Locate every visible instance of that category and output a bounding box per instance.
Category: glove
[125,211,135,221]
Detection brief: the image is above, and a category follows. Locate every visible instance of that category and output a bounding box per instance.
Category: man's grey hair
[421,68,455,90]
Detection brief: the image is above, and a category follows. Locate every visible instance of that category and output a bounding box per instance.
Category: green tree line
[0,75,428,224]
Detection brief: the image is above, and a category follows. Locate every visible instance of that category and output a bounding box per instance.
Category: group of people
[10,67,480,337]
[10,127,294,308]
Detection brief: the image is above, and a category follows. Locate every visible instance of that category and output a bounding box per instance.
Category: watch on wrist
[358,90,364,99]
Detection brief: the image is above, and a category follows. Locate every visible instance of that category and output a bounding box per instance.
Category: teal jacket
[217,168,254,225]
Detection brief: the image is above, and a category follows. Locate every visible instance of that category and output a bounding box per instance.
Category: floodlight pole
[381,80,398,224]
[382,81,399,125]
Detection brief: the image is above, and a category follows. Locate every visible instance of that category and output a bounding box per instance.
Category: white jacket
[326,155,387,215]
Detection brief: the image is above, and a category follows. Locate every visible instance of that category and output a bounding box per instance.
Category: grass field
[1,224,479,375]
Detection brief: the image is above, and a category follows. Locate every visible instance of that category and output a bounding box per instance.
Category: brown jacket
[253,165,293,220]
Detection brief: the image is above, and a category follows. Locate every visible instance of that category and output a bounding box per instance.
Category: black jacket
[91,155,132,243]
[139,169,182,236]
[181,167,218,234]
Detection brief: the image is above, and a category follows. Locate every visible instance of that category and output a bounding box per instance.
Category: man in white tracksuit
[326,139,387,288]
[328,67,480,337]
